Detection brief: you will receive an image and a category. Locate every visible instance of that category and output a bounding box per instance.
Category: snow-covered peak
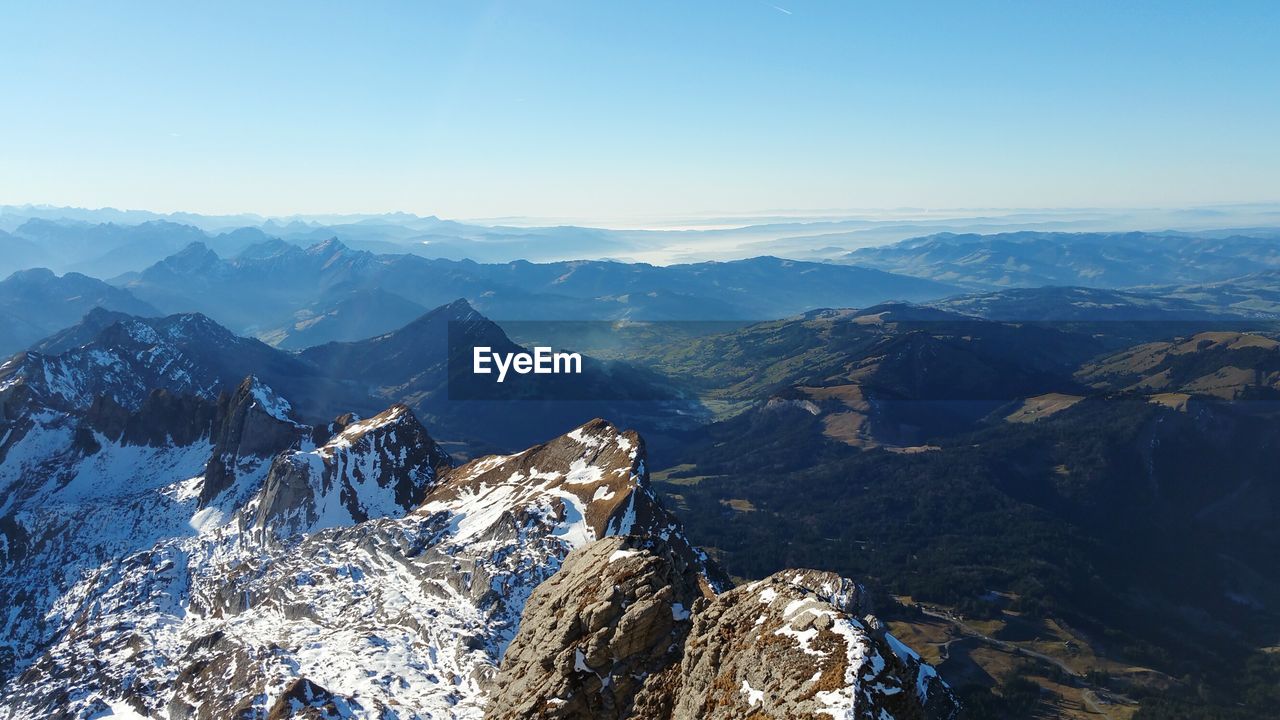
[305,236,350,256]
[0,414,711,717]
[0,312,314,417]
[0,319,215,411]
[244,404,450,540]
[420,418,668,551]
[245,375,294,423]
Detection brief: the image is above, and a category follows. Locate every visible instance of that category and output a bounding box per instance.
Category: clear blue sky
[1,1,1276,221]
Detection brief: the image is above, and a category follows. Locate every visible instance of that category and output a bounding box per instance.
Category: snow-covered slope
[0,313,272,411]
[0,343,951,718]
[0,350,450,712]
[0,310,381,424]
[0,375,306,678]
[0,324,675,716]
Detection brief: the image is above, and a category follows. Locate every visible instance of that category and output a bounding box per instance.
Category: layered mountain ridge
[846,230,1280,290]
[2,211,1278,718]
[113,238,960,343]
[0,268,161,357]
[1,301,702,453]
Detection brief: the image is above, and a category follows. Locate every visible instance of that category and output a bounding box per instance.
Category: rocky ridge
[0,333,952,718]
[491,536,956,720]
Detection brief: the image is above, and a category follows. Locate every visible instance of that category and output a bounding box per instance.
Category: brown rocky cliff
[489,541,958,720]
[489,536,710,720]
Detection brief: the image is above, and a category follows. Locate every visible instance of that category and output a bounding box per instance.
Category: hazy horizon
[6,201,1280,233]
[6,200,1280,267]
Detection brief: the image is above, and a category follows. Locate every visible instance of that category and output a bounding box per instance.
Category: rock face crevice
[491,542,959,720]
[490,536,711,720]
[200,377,310,506]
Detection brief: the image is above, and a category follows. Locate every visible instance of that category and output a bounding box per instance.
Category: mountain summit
[0,344,954,718]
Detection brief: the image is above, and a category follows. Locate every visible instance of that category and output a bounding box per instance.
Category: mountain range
[0,268,161,356]
[0,300,704,454]
[5,216,1280,353]
[3,213,1280,718]
[0,326,956,717]
[846,230,1280,290]
[0,219,279,280]
[109,238,960,341]
[7,204,1280,266]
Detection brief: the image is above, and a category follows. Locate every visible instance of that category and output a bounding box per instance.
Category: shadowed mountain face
[300,299,704,451]
[113,239,962,345]
[0,268,160,356]
[262,287,428,350]
[298,298,501,385]
[847,230,1280,290]
[5,300,702,453]
[627,304,1100,428]
[0,310,380,422]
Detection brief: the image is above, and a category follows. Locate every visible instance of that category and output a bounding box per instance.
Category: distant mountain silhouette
[0,268,161,355]
[847,230,1280,289]
[117,239,962,344]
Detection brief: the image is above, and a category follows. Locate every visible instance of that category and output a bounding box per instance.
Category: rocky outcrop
[267,678,357,719]
[489,536,710,720]
[492,543,958,720]
[246,403,451,538]
[199,377,309,506]
[659,571,957,720]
